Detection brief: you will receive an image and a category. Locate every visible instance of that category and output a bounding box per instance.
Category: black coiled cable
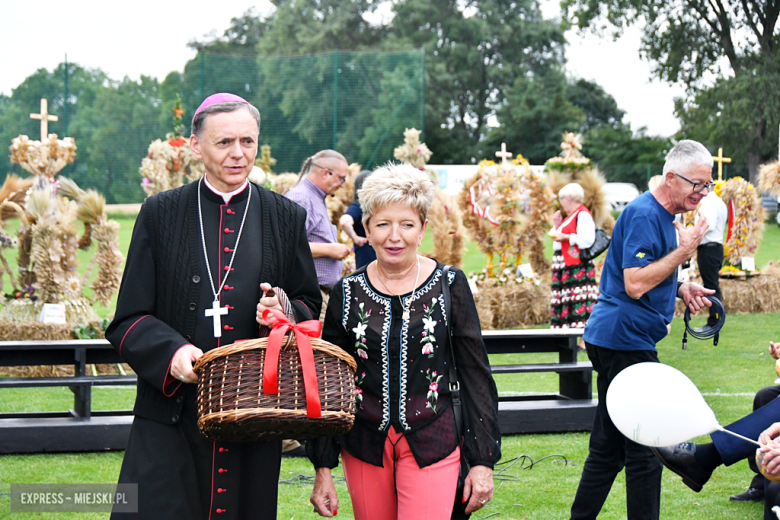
[682,296,726,349]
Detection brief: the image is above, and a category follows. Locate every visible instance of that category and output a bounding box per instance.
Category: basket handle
[261,309,323,418]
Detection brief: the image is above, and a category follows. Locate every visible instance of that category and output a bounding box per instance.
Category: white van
[603,182,641,212]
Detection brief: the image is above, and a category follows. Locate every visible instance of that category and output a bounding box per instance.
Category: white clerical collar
[203,175,249,204]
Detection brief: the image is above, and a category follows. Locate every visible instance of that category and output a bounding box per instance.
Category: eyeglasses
[328,170,348,185]
[312,161,347,185]
[674,173,715,194]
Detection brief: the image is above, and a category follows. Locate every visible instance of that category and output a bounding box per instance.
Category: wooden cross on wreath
[30,99,58,141]
[713,148,732,182]
[495,143,513,166]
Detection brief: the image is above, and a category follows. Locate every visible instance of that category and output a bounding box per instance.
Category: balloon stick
[715,425,780,454]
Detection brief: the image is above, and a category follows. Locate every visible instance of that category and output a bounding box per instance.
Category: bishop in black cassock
[106,94,321,519]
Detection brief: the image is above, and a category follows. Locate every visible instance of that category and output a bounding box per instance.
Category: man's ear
[190,135,202,160]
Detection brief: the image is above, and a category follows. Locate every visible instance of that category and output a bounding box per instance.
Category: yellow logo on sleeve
[636,252,646,259]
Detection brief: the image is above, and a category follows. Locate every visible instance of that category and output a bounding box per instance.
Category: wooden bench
[483,329,596,434]
[0,339,135,453]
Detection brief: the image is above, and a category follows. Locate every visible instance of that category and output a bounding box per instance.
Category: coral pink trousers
[341,426,461,520]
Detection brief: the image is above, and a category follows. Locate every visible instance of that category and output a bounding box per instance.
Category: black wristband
[677,280,684,296]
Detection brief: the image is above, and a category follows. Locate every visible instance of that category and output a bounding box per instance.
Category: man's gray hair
[663,140,713,177]
[360,163,436,226]
[191,102,261,138]
[297,150,347,181]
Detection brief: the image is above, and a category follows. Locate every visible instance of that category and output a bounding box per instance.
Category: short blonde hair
[558,183,585,203]
[359,163,436,226]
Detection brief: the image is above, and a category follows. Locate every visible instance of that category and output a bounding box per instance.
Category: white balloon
[606,362,721,447]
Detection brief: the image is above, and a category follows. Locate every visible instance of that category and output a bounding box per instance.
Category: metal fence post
[63,54,69,135]
[200,52,206,99]
[333,51,339,150]
[420,49,425,143]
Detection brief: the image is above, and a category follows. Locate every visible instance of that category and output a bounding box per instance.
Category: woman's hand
[310,467,339,517]
[769,341,780,360]
[256,283,284,326]
[553,233,570,242]
[552,210,562,228]
[463,465,493,514]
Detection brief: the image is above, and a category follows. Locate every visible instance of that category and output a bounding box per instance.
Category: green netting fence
[1,49,425,203]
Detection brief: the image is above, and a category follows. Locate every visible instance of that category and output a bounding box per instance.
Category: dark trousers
[570,344,663,520]
[766,481,780,520]
[696,243,723,326]
[709,394,780,520]
[747,386,780,490]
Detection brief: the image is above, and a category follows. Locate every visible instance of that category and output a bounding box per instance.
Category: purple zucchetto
[192,93,250,122]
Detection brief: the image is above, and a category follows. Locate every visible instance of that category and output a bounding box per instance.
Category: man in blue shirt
[570,140,716,520]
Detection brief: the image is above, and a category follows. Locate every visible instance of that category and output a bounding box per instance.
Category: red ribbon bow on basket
[261,309,323,418]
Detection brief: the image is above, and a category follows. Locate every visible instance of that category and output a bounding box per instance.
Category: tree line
[4,0,765,202]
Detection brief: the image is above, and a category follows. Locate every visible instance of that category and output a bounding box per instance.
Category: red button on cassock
[227,209,235,214]
[218,468,226,473]
[224,325,233,331]
[219,447,229,453]
[218,488,226,493]
[216,508,225,513]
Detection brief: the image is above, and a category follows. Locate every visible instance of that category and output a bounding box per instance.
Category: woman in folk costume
[550,182,599,331]
[105,93,321,519]
[307,163,501,519]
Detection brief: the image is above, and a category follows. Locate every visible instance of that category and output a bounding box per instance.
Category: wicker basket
[193,336,357,442]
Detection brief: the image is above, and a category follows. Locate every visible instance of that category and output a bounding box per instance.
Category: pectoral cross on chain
[205,299,229,338]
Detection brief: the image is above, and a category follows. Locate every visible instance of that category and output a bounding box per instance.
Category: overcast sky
[0,0,686,137]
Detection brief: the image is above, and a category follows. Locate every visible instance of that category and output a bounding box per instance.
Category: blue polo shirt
[583,192,678,351]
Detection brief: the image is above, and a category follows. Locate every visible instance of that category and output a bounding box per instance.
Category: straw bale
[674,272,780,316]
[0,320,131,377]
[0,297,100,325]
[474,272,551,330]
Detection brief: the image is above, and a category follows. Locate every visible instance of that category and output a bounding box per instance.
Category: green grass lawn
[0,213,778,518]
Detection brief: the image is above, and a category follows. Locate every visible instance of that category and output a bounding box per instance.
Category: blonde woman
[308,163,501,520]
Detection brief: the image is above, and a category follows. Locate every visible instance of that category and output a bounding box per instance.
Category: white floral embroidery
[353,322,367,338]
[399,269,443,431]
[356,274,392,431]
[423,316,436,334]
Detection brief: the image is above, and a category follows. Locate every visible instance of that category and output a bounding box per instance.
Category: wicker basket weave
[193,336,357,442]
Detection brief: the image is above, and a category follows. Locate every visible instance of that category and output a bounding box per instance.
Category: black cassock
[106,180,321,519]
